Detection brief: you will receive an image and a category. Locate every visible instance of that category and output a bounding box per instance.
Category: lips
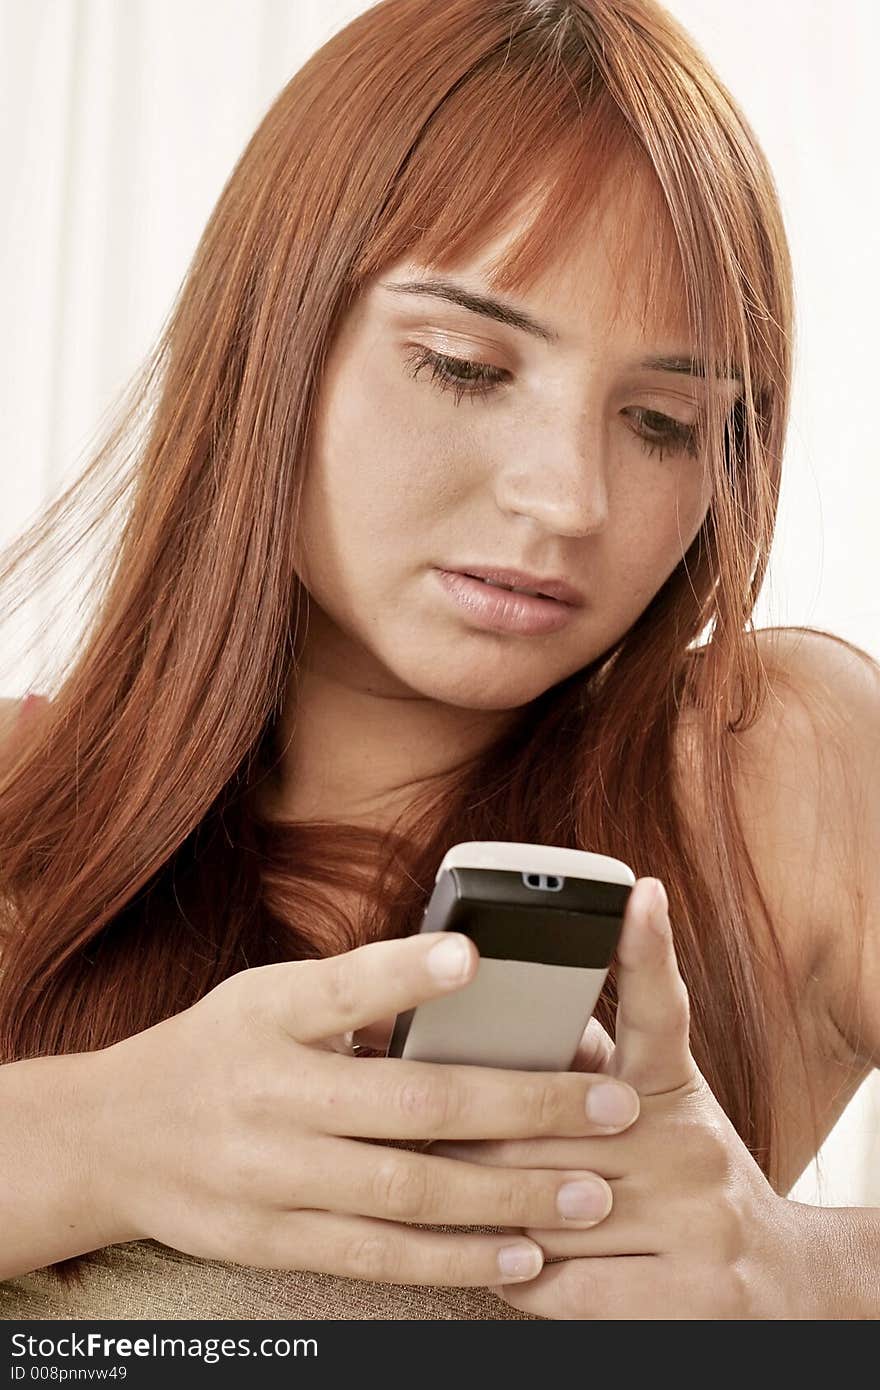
[467,575,549,599]
[434,569,578,636]
[448,565,585,606]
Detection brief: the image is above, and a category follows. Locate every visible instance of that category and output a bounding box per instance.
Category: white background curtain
[0,0,877,1205]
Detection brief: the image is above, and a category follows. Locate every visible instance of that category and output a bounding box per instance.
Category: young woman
[0,0,877,1320]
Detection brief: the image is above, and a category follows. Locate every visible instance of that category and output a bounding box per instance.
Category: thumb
[610,877,697,1094]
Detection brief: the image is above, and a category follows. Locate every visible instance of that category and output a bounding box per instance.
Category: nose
[495,422,610,537]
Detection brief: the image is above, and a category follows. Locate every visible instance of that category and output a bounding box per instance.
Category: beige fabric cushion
[0,1239,541,1320]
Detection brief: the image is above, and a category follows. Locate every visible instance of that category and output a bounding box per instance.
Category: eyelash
[404,345,701,461]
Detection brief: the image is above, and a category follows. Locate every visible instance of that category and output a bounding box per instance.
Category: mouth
[464,574,564,603]
[434,569,579,636]
[444,564,585,607]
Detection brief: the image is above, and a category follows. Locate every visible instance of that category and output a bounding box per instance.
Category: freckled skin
[264,182,723,829]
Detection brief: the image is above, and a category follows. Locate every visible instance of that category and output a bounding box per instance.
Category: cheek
[297,381,466,596]
[334,352,460,497]
[647,464,712,555]
[678,467,714,551]
[611,470,711,597]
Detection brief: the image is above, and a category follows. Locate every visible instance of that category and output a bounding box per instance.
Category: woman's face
[293,189,738,713]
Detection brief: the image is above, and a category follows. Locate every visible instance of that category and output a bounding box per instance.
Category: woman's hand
[429,878,811,1319]
[85,930,641,1289]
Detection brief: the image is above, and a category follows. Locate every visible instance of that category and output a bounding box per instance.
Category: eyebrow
[380,275,744,383]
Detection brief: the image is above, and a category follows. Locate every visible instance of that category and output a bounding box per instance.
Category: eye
[404,347,703,461]
[404,346,507,405]
[623,408,700,461]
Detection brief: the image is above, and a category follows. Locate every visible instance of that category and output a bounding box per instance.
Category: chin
[411,669,560,713]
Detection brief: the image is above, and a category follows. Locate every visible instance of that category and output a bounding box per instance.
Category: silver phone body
[386,841,634,1071]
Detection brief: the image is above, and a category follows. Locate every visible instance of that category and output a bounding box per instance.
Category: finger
[316,1032,355,1056]
[257,933,478,1045]
[350,1013,396,1052]
[570,1016,615,1074]
[234,1207,546,1287]
[275,1135,613,1231]
[428,1134,629,1172]
[610,878,697,1094]
[489,1254,714,1319]
[298,1049,639,1140]
[522,1184,672,1259]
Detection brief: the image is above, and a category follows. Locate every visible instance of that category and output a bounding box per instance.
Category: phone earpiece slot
[522,872,564,891]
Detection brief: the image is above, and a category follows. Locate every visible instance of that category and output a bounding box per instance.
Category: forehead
[398,167,690,349]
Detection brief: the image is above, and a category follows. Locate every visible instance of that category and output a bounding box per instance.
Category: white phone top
[434,840,635,885]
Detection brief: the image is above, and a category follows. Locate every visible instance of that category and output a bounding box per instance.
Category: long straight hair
[0,0,874,1285]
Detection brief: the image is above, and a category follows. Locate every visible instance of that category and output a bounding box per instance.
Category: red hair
[0,0,875,1287]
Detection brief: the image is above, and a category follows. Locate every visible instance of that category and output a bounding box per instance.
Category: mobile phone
[386,840,634,1071]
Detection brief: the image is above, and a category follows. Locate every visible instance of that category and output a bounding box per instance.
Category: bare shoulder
[676,627,879,1067]
[758,627,880,1070]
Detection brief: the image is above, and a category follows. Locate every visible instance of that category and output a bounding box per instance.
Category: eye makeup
[403,345,701,462]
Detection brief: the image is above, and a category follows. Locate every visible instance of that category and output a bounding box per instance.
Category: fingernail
[426,935,471,983]
[585,1082,639,1126]
[635,878,659,914]
[497,1243,543,1280]
[557,1177,611,1222]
